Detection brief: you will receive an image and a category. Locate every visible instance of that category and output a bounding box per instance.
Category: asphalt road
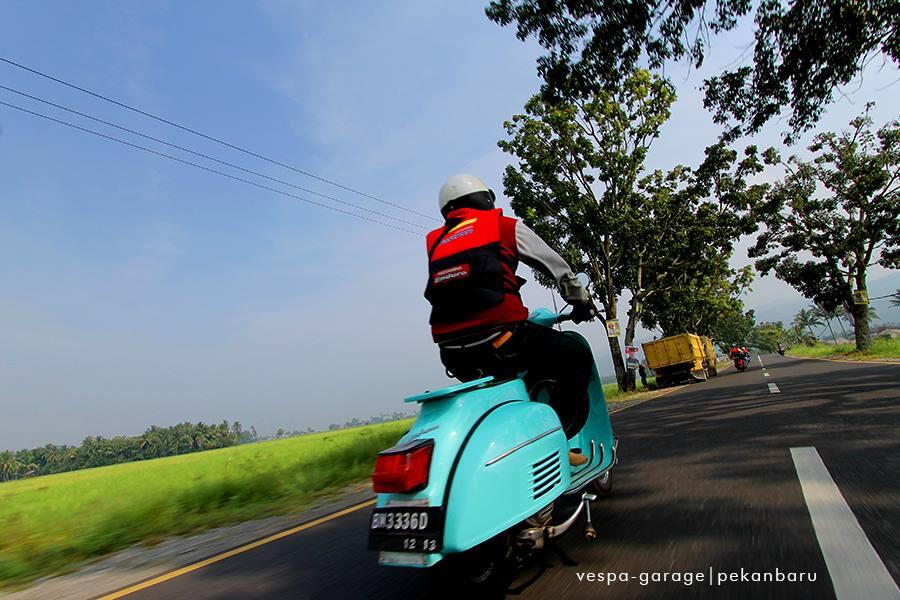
[120,355,899,599]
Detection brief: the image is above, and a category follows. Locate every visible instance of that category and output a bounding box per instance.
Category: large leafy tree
[750,108,899,350]
[499,70,756,389]
[750,321,792,353]
[486,0,899,142]
[642,257,753,338]
[499,70,676,388]
[710,308,756,353]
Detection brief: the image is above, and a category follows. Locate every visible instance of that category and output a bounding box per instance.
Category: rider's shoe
[569,450,588,466]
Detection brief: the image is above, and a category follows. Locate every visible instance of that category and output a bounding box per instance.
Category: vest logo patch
[438,225,474,246]
[432,264,471,285]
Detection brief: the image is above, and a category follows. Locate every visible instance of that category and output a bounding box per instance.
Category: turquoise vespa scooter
[368,307,617,582]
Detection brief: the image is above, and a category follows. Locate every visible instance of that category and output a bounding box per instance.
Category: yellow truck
[642,333,718,387]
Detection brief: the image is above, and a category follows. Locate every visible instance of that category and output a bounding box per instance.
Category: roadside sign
[606,319,620,337]
[625,345,639,369]
[853,289,869,304]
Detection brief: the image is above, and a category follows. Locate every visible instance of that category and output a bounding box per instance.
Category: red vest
[425,208,528,340]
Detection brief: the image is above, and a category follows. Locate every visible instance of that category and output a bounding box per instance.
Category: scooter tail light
[372,439,434,494]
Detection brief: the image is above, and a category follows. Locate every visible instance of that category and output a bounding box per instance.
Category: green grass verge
[0,419,412,587]
[603,376,658,402]
[787,337,900,360]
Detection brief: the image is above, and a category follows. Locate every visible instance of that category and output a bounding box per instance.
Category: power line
[0,100,422,236]
[0,84,429,232]
[0,55,439,223]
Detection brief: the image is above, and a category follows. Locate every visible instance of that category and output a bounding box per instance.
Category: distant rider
[424,174,598,466]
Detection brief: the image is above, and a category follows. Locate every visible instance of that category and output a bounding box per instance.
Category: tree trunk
[623,296,642,391]
[607,336,628,392]
[603,302,628,392]
[852,272,870,351]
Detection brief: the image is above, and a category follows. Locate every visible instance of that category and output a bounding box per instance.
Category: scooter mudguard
[443,400,569,552]
[374,377,532,567]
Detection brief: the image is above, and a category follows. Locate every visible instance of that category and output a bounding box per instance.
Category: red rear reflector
[372,439,434,494]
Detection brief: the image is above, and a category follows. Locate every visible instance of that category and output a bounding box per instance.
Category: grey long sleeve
[515,221,589,306]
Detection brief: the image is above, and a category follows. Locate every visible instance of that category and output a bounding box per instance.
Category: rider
[425,174,598,466]
[729,343,743,361]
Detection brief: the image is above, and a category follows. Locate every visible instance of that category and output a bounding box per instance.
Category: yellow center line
[97,498,376,599]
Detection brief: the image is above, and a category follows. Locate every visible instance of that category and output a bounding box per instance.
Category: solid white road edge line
[791,447,900,600]
[768,383,780,393]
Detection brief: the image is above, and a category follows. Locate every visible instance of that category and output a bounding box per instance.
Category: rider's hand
[571,300,598,324]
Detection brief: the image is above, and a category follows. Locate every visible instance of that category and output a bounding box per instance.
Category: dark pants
[438,322,594,438]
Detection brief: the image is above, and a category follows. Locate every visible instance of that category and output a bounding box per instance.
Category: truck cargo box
[642,333,713,387]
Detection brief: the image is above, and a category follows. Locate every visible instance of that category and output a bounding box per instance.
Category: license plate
[367,506,443,553]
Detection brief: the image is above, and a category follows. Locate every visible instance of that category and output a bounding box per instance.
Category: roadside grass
[0,419,412,588]
[787,337,900,360]
[603,376,658,402]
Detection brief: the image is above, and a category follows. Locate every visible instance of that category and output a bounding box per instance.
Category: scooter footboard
[443,401,570,552]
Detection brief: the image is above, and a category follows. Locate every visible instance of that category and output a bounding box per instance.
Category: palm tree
[832,306,851,341]
[0,452,23,482]
[812,304,838,344]
[891,290,900,308]
[793,308,823,340]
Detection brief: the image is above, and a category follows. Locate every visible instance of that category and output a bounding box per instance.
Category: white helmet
[438,174,496,215]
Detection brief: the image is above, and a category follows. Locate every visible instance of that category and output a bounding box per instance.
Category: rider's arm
[515,221,589,305]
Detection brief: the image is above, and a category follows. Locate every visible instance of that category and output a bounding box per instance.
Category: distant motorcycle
[777,345,785,356]
[734,356,748,371]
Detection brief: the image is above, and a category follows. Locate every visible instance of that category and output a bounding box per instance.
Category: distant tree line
[326,411,415,432]
[0,421,252,482]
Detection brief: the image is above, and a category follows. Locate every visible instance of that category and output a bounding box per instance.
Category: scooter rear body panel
[443,400,570,552]
[372,309,616,568]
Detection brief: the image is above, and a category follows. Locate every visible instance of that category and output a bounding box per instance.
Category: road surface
[116,355,900,599]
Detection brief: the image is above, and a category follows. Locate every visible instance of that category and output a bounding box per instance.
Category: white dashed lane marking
[764,373,771,377]
[791,447,900,599]
[768,383,780,393]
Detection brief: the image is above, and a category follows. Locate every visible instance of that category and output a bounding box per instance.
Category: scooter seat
[404,376,496,403]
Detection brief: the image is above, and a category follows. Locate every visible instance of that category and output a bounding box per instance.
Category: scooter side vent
[532,452,561,500]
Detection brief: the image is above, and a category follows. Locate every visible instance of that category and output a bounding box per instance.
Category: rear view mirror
[576,272,590,288]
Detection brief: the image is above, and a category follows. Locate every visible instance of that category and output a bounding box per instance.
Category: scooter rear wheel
[440,532,513,593]
[588,469,613,497]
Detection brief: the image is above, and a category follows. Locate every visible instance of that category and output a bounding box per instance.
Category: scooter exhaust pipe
[545,492,597,539]
[516,492,599,549]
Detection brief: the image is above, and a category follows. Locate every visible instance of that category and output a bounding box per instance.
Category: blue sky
[1,1,898,449]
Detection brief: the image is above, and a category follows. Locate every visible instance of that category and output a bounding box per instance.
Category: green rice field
[0,419,412,587]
